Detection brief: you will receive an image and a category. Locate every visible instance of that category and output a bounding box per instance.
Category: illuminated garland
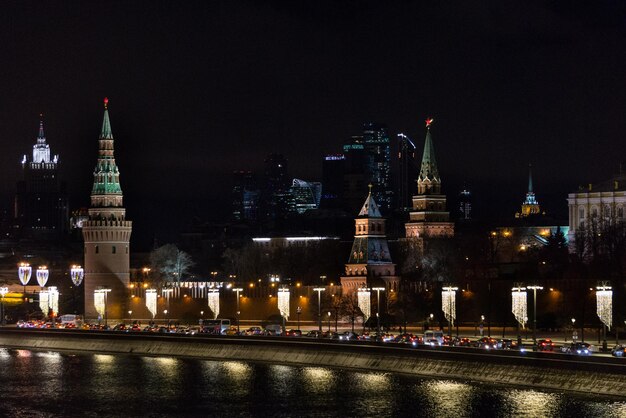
[70,266,84,286]
[94,291,106,317]
[146,289,157,319]
[511,288,527,329]
[596,286,612,330]
[18,264,32,286]
[208,289,220,319]
[441,287,457,326]
[358,288,371,323]
[39,290,49,315]
[36,267,49,288]
[48,286,59,316]
[278,288,290,319]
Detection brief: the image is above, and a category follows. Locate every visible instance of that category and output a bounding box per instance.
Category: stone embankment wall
[1,330,624,398]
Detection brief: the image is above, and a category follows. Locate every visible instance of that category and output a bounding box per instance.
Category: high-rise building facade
[290,179,322,214]
[458,188,472,220]
[343,123,394,214]
[320,154,345,209]
[14,117,69,239]
[262,153,294,219]
[82,99,132,320]
[232,170,259,221]
[405,120,454,240]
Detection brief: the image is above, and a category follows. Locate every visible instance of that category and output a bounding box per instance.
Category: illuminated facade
[340,187,399,293]
[405,121,454,240]
[290,178,322,214]
[567,170,626,246]
[82,99,132,320]
[14,117,69,239]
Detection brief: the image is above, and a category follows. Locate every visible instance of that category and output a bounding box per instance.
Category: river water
[0,348,624,417]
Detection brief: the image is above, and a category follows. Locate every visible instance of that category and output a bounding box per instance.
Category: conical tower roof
[100,97,113,139]
[418,125,440,183]
[358,185,382,218]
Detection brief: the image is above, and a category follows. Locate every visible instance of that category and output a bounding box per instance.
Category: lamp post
[327,311,331,332]
[232,287,243,333]
[571,318,577,342]
[164,309,169,327]
[314,287,325,332]
[297,306,302,331]
[0,287,8,325]
[527,285,543,350]
[442,286,458,338]
[372,287,385,337]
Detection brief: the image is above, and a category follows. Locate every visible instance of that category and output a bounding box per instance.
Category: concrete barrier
[1,329,625,398]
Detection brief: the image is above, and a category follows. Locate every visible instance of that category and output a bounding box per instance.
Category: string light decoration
[70,265,84,286]
[596,284,612,330]
[208,288,220,319]
[48,286,59,316]
[145,289,157,318]
[18,263,32,286]
[441,286,458,326]
[36,266,49,288]
[511,286,528,329]
[278,288,290,319]
[39,290,49,315]
[94,290,106,317]
[358,287,371,323]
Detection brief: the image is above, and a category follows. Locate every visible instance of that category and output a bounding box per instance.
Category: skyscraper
[14,116,69,240]
[82,98,132,320]
[320,154,345,210]
[343,123,394,214]
[290,179,322,214]
[458,188,472,220]
[231,170,259,221]
[262,153,294,219]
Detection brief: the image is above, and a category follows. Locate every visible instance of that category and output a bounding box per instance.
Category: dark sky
[2,1,626,246]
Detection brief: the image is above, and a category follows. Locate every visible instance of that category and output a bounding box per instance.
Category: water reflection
[353,372,390,392]
[302,367,335,394]
[506,389,561,416]
[422,380,474,417]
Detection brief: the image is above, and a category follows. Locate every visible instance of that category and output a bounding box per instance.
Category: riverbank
[1,329,624,398]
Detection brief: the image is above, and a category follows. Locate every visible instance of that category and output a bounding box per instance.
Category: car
[223,326,239,336]
[611,344,625,357]
[339,331,358,341]
[424,338,441,347]
[357,332,372,341]
[394,333,418,344]
[562,342,592,356]
[453,337,472,347]
[304,330,322,338]
[113,324,128,332]
[476,337,498,350]
[244,327,262,336]
[537,339,555,351]
[284,329,302,337]
[497,339,518,350]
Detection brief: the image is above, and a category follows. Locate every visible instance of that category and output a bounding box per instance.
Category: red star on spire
[104,97,109,109]
[425,117,434,128]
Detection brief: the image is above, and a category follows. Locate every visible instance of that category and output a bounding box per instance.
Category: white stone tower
[82,98,132,320]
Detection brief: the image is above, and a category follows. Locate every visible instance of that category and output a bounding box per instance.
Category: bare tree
[150,244,194,284]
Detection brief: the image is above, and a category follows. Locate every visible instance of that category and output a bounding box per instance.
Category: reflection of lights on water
[354,372,390,391]
[142,356,180,379]
[270,364,294,378]
[0,348,11,359]
[94,354,114,364]
[507,389,560,416]
[223,361,251,380]
[423,380,473,415]
[16,350,32,358]
[303,367,335,393]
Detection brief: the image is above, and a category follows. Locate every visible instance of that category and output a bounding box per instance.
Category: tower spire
[417,118,441,194]
[528,163,533,193]
[100,97,113,139]
[38,114,45,141]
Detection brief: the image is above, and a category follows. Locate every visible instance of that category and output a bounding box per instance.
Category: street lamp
[527,285,543,350]
[372,287,385,337]
[164,309,169,327]
[314,287,325,332]
[327,311,331,332]
[571,318,577,342]
[128,310,133,323]
[297,306,302,331]
[0,287,8,325]
[232,288,243,333]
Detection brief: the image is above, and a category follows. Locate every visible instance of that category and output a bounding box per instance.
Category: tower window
[112,246,116,254]
[95,245,99,254]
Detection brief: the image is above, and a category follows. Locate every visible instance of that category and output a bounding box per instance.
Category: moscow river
[0,348,624,417]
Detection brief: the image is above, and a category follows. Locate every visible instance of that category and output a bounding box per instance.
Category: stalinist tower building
[82,98,132,320]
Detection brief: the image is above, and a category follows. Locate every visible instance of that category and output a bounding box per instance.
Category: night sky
[2,1,626,247]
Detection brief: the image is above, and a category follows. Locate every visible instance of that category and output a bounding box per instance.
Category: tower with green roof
[405,119,454,240]
[341,185,399,293]
[82,98,133,320]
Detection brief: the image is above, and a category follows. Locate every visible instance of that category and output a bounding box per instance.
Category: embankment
[1,329,625,398]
